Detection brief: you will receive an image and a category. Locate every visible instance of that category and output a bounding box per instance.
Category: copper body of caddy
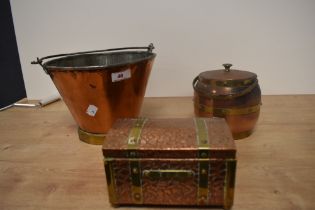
[32,44,156,145]
[193,64,261,139]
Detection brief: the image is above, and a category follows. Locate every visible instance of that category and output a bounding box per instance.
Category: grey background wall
[11,0,315,99]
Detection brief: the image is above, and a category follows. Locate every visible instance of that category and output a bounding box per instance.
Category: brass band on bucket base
[78,127,106,145]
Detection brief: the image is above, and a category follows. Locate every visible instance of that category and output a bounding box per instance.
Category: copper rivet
[199,195,206,201]
[201,152,207,158]
[129,137,135,144]
[134,193,140,200]
[201,169,207,175]
[132,167,138,174]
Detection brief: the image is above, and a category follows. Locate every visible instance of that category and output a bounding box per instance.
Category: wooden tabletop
[0,95,314,210]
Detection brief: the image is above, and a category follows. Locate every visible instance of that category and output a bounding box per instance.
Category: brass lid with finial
[193,63,258,98]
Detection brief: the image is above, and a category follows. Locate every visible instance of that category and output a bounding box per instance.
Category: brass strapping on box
[104,158,117,204]
[127,118,147,204]
[194,118,210,157]
[78,127,106,145]
[197,104,260,116]
[127,118,147,151]
[198,160,210,205]
[224,159,237,210]
[129,159,142,204]
[194,118,210,205]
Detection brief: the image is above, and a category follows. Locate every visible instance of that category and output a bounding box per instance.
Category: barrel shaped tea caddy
[32,44,156,145]
[193,64,261,139]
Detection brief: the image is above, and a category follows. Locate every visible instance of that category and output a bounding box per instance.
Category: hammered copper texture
[209,160,226,205]
[103,118,235,159]
[103,118,236,207]
[108,159,228,206]
[110,160,132,204]
[141,159,198,205]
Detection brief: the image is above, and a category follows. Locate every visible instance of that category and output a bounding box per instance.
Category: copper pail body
[193,63,261,140]
[32,44,156,144]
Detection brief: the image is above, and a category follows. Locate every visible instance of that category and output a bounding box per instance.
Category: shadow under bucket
[32,44,156,145]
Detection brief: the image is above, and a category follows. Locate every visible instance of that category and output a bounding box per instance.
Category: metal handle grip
[31,43,155,68]
[223,63,233,72]
[143,169,194,180]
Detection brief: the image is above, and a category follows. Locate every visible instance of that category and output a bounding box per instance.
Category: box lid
[102,117,236,159]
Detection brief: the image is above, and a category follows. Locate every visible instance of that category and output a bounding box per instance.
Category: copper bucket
[32,44,156,145]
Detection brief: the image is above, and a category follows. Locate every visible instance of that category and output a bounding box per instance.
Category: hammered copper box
[102,117,237,209]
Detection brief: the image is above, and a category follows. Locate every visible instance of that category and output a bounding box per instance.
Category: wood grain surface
[0,95,314,210]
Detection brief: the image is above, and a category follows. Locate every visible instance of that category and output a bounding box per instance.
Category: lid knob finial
[223,63,232,72]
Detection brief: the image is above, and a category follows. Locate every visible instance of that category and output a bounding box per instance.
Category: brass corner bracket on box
[78,127,106,145]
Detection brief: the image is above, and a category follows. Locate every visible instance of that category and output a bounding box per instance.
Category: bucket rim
[42,50,156,71]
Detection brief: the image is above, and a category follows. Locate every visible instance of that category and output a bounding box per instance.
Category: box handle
[143,169,194,180]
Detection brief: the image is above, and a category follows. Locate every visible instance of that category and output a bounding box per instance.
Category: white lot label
[111,69,131,82]
[86,105,98,117]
